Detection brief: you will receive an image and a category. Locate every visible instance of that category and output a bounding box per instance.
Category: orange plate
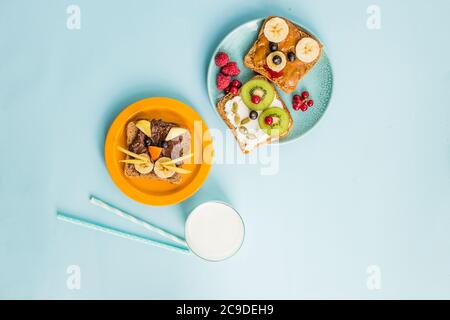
[104,97,213,206]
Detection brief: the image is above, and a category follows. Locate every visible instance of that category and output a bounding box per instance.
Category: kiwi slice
[240,79,275,111]
[258,107,290,136]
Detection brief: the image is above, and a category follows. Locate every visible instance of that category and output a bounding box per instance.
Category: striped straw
[89,196,187,247]
[56,212,191,255]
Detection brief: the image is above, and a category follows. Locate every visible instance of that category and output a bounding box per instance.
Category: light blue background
[1,0,449,299]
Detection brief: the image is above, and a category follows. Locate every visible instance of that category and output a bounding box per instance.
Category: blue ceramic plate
[207,18,333,144]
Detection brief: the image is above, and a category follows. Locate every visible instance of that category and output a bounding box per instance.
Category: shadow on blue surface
[177,173,232,222]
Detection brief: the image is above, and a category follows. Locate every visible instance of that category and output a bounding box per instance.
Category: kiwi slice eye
[258,107,290,136]
[240,79,275,111]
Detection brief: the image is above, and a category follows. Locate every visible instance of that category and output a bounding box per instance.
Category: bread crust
[244,16,323,93]
[216,75,293,153]
[123,121,182,184]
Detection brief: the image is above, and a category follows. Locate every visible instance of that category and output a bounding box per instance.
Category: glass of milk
[185,201,245,261]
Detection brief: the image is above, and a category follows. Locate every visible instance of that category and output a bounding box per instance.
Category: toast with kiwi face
[244,16,323,93]
[121,119,191,184]
[216,75,293,153]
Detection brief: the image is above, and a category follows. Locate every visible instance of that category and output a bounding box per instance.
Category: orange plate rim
[104,97,213,206]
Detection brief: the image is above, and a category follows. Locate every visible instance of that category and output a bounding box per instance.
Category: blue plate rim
[206,16,334,145]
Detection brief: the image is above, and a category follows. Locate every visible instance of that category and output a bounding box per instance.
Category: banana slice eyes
[295,37,320,63]
[266,51,287,72]
[134,153,154,174]
[264,17,289,43]
[118,146,193,178]
[154,157,176,179]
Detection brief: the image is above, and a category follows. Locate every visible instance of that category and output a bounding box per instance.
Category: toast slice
[216,75,293,153]
[244,16,323,93]
[123,120,190,184]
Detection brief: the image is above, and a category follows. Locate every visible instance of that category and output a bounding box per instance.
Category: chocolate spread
[151,119,176,146]
[129,130,147,154]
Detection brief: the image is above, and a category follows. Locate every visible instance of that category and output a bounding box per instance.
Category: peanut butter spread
[244,16,323,93]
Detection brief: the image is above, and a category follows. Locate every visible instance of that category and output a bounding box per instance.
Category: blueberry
[249,110,258,120]
[162,141,168,148]
[287,52,296,62]
[144,138,152,147]
[269,42,278,52]
[272,55,282,65]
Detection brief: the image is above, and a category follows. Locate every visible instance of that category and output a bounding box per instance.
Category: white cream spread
[224,95,283,152]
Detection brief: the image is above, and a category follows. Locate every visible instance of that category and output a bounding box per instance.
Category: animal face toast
[216,76,293,153]
[244,16,323,93]
[118,119,192,184]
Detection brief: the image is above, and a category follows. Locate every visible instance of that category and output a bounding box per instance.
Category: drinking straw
[56,212,191,255]
[89,196,188,247]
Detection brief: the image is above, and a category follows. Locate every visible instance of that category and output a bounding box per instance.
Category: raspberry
[214,52,229,68]
[221,62,240,76]
[216,73,231,90]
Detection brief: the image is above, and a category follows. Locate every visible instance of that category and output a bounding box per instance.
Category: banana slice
[295,37,320,63]
[266,51,286,72]
[134,153,153,174]
[263,17,289,43]
[135,120,152,137]
[161,164,191,174]
[154,157,176,179]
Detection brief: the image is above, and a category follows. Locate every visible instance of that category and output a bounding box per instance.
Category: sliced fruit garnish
[165,127,188,141]
[295,37,320,63]
[258,107,290,136]
[160,163,192,174]
[148,146,163,161]
[266,51,286,72]
[134,153,153,174]
[120,159,148,165]
[163,153,193,166]
[117,146,149,162]
[240,79,275,111]
[263,17,289,43]
[154,157,176,179]
[135,120,152,137]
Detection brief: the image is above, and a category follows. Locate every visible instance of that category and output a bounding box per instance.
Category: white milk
[185,202,245,261]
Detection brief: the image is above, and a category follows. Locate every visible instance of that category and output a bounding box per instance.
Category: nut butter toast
[244,16,323,93]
